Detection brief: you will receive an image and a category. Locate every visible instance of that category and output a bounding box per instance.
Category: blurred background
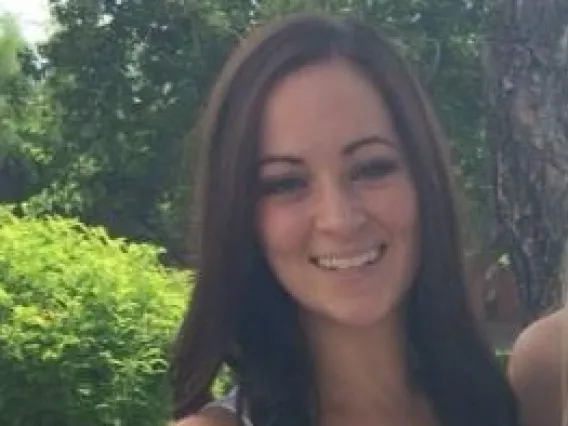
[0,0,567,424]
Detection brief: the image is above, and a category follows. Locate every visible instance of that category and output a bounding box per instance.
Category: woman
[508,308,567,426]
[171,13,519,426]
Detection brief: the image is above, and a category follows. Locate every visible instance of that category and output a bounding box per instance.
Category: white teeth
[314,247,383,270]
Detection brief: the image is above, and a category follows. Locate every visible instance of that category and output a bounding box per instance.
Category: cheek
[364,179,419,232]
[257,201,309,256]
[394,186,419,232]
[384,181,421,273]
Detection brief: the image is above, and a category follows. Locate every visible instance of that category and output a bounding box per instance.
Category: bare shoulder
[174,409,239,426]
[509,309,564,378]
[508,309,565,426]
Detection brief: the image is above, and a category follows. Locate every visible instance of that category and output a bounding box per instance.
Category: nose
[313,181,366,236]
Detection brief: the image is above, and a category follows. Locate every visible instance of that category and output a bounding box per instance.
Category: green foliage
[0,14,61,206]
[0,207,190,425]
[26,0,241,258]
[16,0,492,259]
[0,14,23,76]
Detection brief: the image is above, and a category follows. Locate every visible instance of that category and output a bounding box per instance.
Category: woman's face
[257,59,419,328]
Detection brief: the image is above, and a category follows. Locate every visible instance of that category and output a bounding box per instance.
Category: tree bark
[484,0,568,323]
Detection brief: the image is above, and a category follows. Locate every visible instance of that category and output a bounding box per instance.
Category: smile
[310,244,387,270]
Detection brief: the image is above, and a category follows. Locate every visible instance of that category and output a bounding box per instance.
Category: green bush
[0,207,190,425]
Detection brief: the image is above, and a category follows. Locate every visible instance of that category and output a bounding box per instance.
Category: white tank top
[203,388,253,426]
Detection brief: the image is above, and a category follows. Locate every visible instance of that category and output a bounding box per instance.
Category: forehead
[260,58,399,157]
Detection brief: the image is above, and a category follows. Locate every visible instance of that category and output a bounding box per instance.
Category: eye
[350,158,400,182]
[259,175,307,197]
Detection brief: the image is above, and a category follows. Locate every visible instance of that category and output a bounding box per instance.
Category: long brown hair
[171,13,519,426]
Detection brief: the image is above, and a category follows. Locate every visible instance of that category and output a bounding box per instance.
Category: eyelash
[259,159,400,197]
[350,158,400,181]
[259,176,307,197]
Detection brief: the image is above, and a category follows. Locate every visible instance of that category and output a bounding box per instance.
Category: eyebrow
[343,135,396,156]
[258,135,396,167]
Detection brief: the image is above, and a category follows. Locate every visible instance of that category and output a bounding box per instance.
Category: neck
[303,310,416,412]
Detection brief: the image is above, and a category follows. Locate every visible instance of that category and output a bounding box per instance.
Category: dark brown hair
[171,13,519,426]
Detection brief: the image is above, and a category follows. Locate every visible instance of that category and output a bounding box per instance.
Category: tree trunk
[484,0,568,323]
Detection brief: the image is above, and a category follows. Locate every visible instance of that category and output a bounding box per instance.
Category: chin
[309,301,403,329]
[337,311,394,328]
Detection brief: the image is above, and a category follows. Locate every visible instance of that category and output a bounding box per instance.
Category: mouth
[309,243,388,271]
